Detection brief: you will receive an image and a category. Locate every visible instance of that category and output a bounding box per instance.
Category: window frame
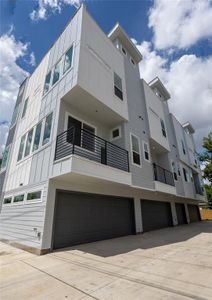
[160,118,167,138]
[111,126,121,141]
[114,72,123,101]
[42,112,53,146]
[121,46,127,56]
[0,145,10,172]
[12,194,25,205]
[171,160,178,181]
[3,196,12,205]
[63,45,74,74]
[17,134,27,162]
[183,167,189,182]
[32,121,42,153]
[142,141,150,163]
[26,190,42,204]
[130,133,142,167]
[181,139,186,155]
[10,104,19,128]
[24,128,34,158]
[52,59,62,86]
[21,97,29,119]
[43,70,52,95]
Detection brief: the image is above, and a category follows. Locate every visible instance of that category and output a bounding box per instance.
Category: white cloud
[0,32,29,155]
[29,52,36,66]
[149,0,212,50]
[133,39,212,149]
[30,0,82,21]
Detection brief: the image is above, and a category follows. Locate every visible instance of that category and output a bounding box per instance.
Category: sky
[0,0,212,156]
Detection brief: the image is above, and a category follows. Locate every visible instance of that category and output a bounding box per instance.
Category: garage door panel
[141,200,172,232]
[53,191,135,249]
[176,203,187,225]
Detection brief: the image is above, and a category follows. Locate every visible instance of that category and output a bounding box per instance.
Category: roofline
[148,77,171,100]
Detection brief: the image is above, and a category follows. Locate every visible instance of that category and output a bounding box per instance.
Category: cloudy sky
[0,0,212,155]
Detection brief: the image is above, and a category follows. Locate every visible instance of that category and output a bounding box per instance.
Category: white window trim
[142,140,151,163]
[130,133,142,168]
[42,112,53,146]
[111,126,121,141]
[12,193,25,206]
[3,189,43,206]
[21,97,29,119]
[113,72,124,101]
[2,195,13,206]
[63,45,74,75]
[25,189,43,204]
[0,145,10,172]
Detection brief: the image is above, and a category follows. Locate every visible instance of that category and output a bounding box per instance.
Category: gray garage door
[176,203,187,225]
[188,204,201,222]
[141,200,173,232]
[53,191,135,249]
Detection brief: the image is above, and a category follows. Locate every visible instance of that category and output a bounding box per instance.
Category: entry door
[175,203,187,225]
[67,116,81,146]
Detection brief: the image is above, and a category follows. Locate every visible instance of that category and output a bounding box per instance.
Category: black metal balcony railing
[55,126,130,172]
[153,163,175,186]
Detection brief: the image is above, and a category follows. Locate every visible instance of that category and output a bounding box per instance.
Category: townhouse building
[0,5,206,254]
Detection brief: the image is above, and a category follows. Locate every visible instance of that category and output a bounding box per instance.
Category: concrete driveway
[1,221,212,300]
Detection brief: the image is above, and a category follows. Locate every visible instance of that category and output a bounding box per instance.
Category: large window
[64,46,73,74]
[27,191,41,201]
[52,60,61,85]
[114,72,123,100]
[24,128,34,157]
[131,134,141,166]
[21,98,29,118]
[0,146,9,171]
[32,122,42,152]
[17,134,26,161]
[43,113,53,145]
[44,71,51,94]
[13,194,24,203]
[142,141,150,162]
[160,118,167,138]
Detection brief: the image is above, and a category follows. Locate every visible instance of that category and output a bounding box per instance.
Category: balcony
[55,127,130,173]
[153,163,175,186]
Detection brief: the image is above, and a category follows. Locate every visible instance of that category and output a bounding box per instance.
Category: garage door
[141,200,173,232]
[53,191,135,249]
[188,204,201,222]
[176,203,187,225]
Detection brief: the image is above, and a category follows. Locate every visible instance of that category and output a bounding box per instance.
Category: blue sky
[0,0,212,154]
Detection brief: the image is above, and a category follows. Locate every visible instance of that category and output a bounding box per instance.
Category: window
[171,161,178,181]
[0,147,9,171]
[121,47,126,55]
[130,58,135,65]
[64,46,73,73]
[111,127,121,140]
[17,134,26,161]
[44,71,51,94]
[160,119,167,137]
[3,197,12,204]
[13,194,24,203]
[181,140,186,155]
[131,134,141,166]
[22,98,29,118]
[114,72,123,100]
[24,128,34,157]
[52,60,61,85]
[143,141,150,161]
[183,167,189,182]
[32,122,42,152]
[10,105,19,127]
[27,191,41,201]
[43,113,53,145]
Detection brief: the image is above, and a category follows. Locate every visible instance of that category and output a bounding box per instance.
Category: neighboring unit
[0,5,206,254]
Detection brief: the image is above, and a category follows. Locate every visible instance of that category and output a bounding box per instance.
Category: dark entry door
[175,203,187,225]
[141,200,173,232]
[53,191,135,250]
[188,204,201,222]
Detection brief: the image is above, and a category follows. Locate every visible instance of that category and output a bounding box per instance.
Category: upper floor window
[130,134,141,166]
[3,197,12,204]
[64,46,73,74]
[160,118,167,137]
[22,98,29,118]
[27,191,41,201]
[111,127,121,141]
[130,58,135,65]
[114,72,123,100]
[17,134,26,161]
[10,105,19,127]
[24,128,34,157]
[171,161,178,181]
[52,60,61,86]
[43,113,53,145]
[183,167,189,182]
[32,122,42,152]
[44,71,51,94]
[142,141,150,162]
[13,194,24,203]
[121,47,127,55]
[181,139,186,155]
[0,146,10,171]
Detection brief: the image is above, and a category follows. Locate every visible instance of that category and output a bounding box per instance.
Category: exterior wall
[143,80,170,152]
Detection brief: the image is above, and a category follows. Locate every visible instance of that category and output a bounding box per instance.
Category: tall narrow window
[171,161,178,181]
[143,141,150,161]
[17,134,26,161]
[181,139,186,155]
[114,72,123,100]
[43,113,53,145]
[64,46,73,73]
[52,60,61,85]
[131,134,141,166]
[0,147,9,171]
[44,71,51,94]
[183,167,188,182]
[24,128,34,157]
[10,105,19,127]
[22,98,29,118]
[160,119,167,137]
[32,122,42,152]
